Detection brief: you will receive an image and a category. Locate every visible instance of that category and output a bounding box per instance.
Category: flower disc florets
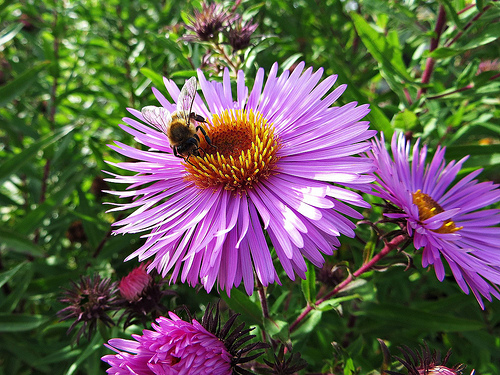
[185,109,281,192]
[412,190,462,234]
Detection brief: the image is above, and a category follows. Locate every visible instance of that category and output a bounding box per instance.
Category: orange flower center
[412,189,463,234]
[184,109,281,193]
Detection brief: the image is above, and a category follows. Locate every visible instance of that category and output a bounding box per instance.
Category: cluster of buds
[58,272,308,373]
[57,264,175,342]
[58,274,471,373]
[181,1,259,73]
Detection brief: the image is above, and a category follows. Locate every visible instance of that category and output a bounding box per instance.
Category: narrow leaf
[351,13,411,82]
[0,228,45,257]
[0,23,23,46]
[0,313,49,332]
[0,60,51,107]
[0,125,74,183]
[221,289,262,326]
[0,262,28,289]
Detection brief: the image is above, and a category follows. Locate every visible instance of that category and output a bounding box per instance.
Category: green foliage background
[0,0,499,374]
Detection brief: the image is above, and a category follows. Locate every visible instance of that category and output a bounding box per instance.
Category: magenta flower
[102,312,232,374]
[102,305,268,374]
[369,132,500,308]
[106,62,375,294]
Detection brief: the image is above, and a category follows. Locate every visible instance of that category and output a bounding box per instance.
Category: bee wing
[176,77,197,123]
[141,106,172,134]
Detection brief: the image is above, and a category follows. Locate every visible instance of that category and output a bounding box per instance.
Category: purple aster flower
[369,132,500,308]
[102,305,267,374]
[106,62,375,295]
[103,312,232,374]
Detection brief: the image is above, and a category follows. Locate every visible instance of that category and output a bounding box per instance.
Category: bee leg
[173,146,183,159]
[196,125,217,150]
[184,155,195,167]
[190,112,206,123]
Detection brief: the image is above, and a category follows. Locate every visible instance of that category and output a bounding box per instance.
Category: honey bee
[141,77,215,164]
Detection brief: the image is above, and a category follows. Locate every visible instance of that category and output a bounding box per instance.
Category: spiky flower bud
[183,1,231,42]
[227,16,258,51]
[58,274,117,343]
[263,344,308,374]
[385,343,468,375]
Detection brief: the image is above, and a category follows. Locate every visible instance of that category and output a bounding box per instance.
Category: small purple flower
[369,132,500,308]
[102,312,232,375]
[106,62,375,295]
[102,305,267,374]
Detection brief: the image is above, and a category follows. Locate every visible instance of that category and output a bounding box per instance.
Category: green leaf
[440,0,462,29]
[456,59,480,87]
[431,23,500,59]
[2,264,33,312]
[221,288,262,326]
[301,260,317,304]
[264,319,289,341]
[281,53,303,72]
[16,168,86,236]
[0,23,23,46]
[170,70,198,79]
[65,333,103,375]
[351,12,412,83]
[363,303,485,332]
[317,295,360,312]
[291,309,322,336]
[392,109,419,131]
[0,227,45,257]
[140,67,165,90]
[445,144,500,159]
[32,345,80,366]
[0,125,74,183]
[0,262,28,289]
[0,313,49,332]
[0,60,51,107]
[430,47,463,59]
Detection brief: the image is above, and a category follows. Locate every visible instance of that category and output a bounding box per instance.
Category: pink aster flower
[369,132,500,308]
[102,305,267,374]
[102,312,231,374]
[106,62,375,294]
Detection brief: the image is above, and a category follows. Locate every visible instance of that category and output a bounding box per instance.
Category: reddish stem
[417,5,447,100]
[289,234,407,333]
[445,5,492,48]
[256,278,270,319]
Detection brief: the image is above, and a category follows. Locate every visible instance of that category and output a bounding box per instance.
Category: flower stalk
[290,234,407,333]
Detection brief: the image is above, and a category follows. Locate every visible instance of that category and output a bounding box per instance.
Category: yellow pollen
[412,190,463,234]
[184,109,281,193]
